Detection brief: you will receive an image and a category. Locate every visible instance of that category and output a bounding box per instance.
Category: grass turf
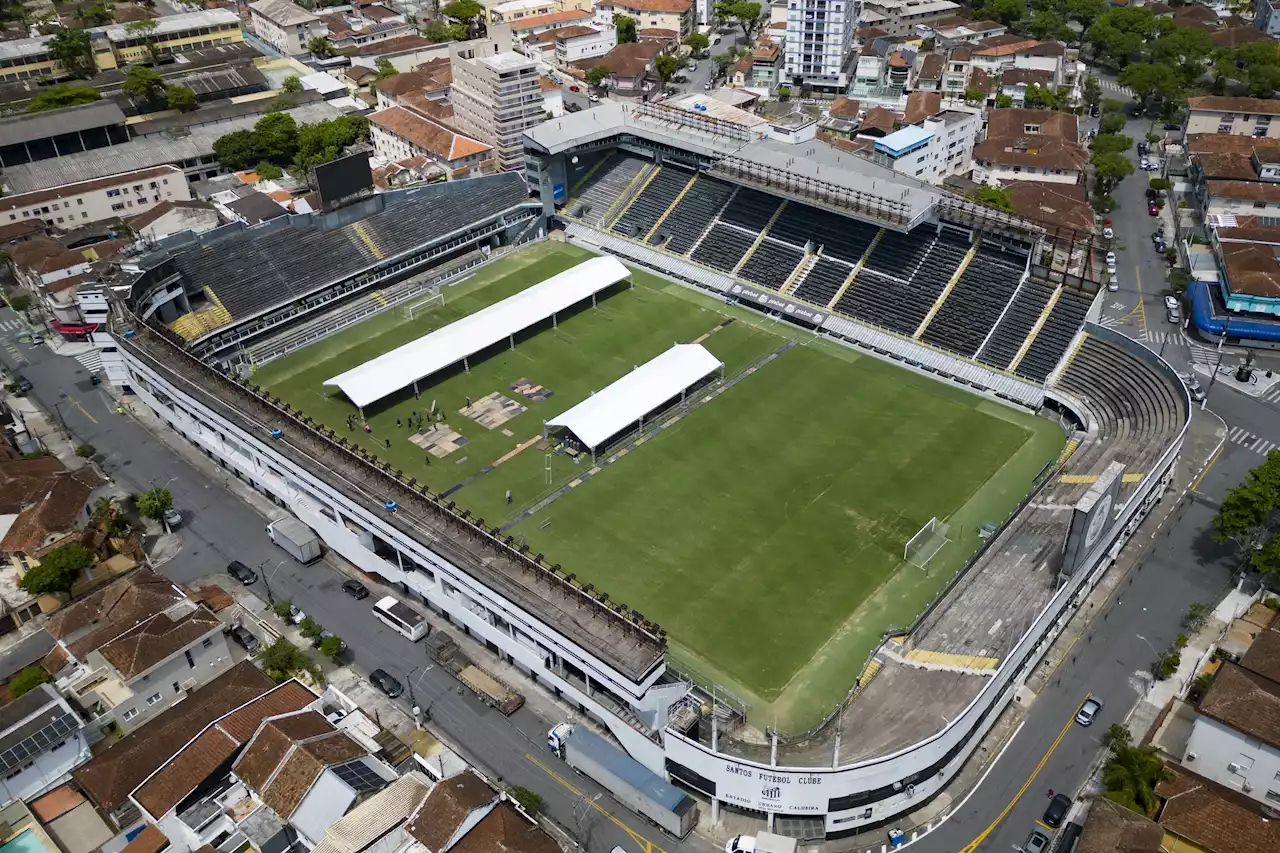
[254,242,1063,726]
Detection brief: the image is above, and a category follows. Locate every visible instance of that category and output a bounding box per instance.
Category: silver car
[1076,696,1103,726]
[1023,828,1051,853]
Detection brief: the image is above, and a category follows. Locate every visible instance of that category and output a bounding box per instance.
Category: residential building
[250,0,324,57]
[506,8,595,38]
[72,660,285,826]
[319,6,416,53]
[914,52,944,91]
[1003,181,1095,233]
[369,107,494,178]
[127,200,222,245]
[45,568,235,736]
[921,16,1006,45]
[0,166,192,230]
[593,0,694,39]
[1156,764,1280,852]
[1186,96,1280,139]
[999,67,1056,107]
[483,0,594,25]
[859,0,962,38]
[309,772,433,853]
[0,684,91,805]
[0,10,243,81]
[972,108,1087,186]
[341,35,447,74]
[450,26,545,171]
[870,101,980,184]
[0,459,106,579]
[1255,0,1280,37]
[522,25,616,64]
[1074,797,1164,853]
[783,0,856,92]
[572,41,664,100]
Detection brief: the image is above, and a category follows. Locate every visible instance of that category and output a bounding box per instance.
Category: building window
[185,650,195,668]
[1219,124,1233,133]
[77,198,83,205]
[1267,790,1280,804]
[173,681,181,693]
[107,189,121,197]
[147,692,162,705]
[111,203,125,212]
[202,637,213,648]
[122,707,139,721]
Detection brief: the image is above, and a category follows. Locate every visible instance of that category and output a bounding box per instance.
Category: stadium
[98,100,1190,839]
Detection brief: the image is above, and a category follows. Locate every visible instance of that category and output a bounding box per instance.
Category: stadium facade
[94,104,1191,839]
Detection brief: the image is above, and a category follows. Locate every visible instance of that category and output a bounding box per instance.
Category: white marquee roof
[547,344,722,450]
[325,256,630,409]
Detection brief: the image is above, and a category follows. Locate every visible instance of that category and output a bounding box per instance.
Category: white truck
[724,832,798,853]
[266,518,322,565]
[548,723,697,838]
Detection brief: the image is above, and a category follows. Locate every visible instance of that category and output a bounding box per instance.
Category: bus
[373,595,429,641]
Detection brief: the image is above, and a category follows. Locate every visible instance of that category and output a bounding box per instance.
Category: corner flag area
[253,241,1064,728]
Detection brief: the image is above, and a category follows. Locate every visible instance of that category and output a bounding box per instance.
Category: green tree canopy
[80,4,113,26]
[255,161,283,180]
[28,83,101,112]
[1118,61,1183,108]
[423,20,467,42]
[963,86,987,104]
[968,185,1015,214]
[614,13,636,43]
[294,114,369,173]
[714,2,765,42]
[654,53,682,84]
[1102,743,1170,816]
[136,487,173,522]
[1027,9,1069,41]
[307,35,335,57]
[122,65,166,102]
[375,57,397,79]
[167,85,196,112]
[1214,450,1280,575]
[1099,111,1128,134]
[1093,150,1136,187]
[585,65,613,87]
[976,0,1027,26]
[683,33,710,52]
[995,93,1014,108]
[442,0,484,36]
[8,665,52,698]
[282,75,302,93]
[1090,132,1134,155]
[255,111,301,161]
[48,29,93,77]
[213,129,259,170]
[1083,74,1101,108]
[19,543,94,596]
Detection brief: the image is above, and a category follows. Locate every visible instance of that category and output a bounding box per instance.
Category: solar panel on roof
[332,760,386,793]
[0,712,78,771]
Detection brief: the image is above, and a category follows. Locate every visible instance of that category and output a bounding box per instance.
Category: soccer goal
[905,517,951,570]
[403,291,445,320]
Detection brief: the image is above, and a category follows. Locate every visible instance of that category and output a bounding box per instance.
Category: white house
[0,684,91,805]
[249,0,324,57]
[0,165,191,231]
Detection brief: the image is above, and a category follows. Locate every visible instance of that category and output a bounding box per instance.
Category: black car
[370,668,404,698]
[1044,793,1073,828]
[227,560,258,585]
[229,625,260,653]
[1164,123,1182,131]
[1137,141,1148,156]
[1146,187,1159,201]
[14,375,32,394]
[342,579,369,599]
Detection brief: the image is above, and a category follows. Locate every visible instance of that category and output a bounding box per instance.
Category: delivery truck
[548,723,697,838]
[724,833,798,853]
[266,518,322,565]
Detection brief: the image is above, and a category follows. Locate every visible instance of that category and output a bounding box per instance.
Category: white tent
[324,256,630,409]
[546,344,723,451]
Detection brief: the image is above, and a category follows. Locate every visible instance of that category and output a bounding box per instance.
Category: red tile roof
[1156,765,1280,853]
[369,107,491,162]
[407,771,497,850]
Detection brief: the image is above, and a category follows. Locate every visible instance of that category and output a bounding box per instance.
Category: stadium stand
[770,204,880,265]
[572,154,649,224]
[661,178,735,255]
[718,187,783,232]
[976,279,1057,371]
[861,228,936,280]
[834,231,970,336]
[921,245,1027,357]
[613,166,693,238]
[691,224,757,272]
[171,175,531,323]
[792,257,850,306]
[1015,289,1092,383]
[739,240,805,290]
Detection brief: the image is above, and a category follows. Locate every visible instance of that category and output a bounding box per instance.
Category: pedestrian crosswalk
[1137,329,1221,364]
[1261,383,1280,406]
[1227,425,1278,457]
[1099,79,1135,98]
[76,349,103,373]
[0,317,23,334]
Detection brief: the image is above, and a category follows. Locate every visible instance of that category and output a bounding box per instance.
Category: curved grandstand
[100,105,1191,839]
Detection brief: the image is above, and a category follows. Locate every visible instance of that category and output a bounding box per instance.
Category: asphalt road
[0,318,705,853]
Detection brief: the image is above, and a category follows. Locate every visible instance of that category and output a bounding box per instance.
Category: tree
[1093,150,1136,187]
[9,665,52,698]
[442,0,484,37]
[256,162,283,180]
[1090,132,1134,155]
[995,93,1014,108]
[375,57,397,80]
[1103,723,1131,750]
[714,2,765,42]
[1102,743,1169,816]
[1148,25,1213,85]
[307,35,335,57]
[1247,64,1280,99]
[1118,62,1182,109]
[282,75,302,93]
[968,185,1015,213]
[712,52,735,78]
[167,85,196,111]
[255,111,300,161]
[75,444,95,458]
[423,20,465,42]
[258,637,319,683]
[48,29,93,76]
[654,53,682,86]
[777,85,791,100]
[1068,0,1108,38]
[1099,111,1128,134]
[81,4,113,26]
[683,33,709,52]
[8,294,31,311]
[585,65,613,88]
[300,616,324,641]
[1027,10,1069,41]
[1213,450,1280,573]
[318,635,344,657]
[614,13,637,43]
[27,83,100,112]
[1101,97,1125,113]
[19,543,94,595]
[293,114,369,173]
[122,65,166,102]
[126,19,161,62]
[1083,74,1101,109]
[963,86,987,104]
[1023,83,1056,109]
[136,486,173,522]
[508,786,543,814]
[977,0,1026,26]
[213,129,259,170]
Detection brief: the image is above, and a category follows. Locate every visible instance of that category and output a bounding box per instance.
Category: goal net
[403,291,444,320]
[905,517,951,570]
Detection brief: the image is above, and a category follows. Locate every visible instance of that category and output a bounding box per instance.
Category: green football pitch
[254,241,1064,729]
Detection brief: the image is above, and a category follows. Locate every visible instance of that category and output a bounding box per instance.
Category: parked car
[1076,696,1102,726]
[1108,274,1119,292]
[1177,371,1207,402]
[1089,103,1099,117]
[14,375,32,394]
[227,560,258,585]
[589,93,600,102]
[687,61,697,71]
[1044,793,1073,828]
[1146,187,1159,201]
[1164,122,1182,131]
[342,579,369,599]
[1105,251,1117,274]
[319,630,347,653]
[287,604,306,625]
[1167,304,1182,324]
[164,507,182,528]
[568,84,579,92]
[1102,225,1113,239]
[1149,203,1160,216]
[1143,160,1160,171]
[1164,296,1179,311]
[1137,141,1148,155]
[370,668,404,698]
[1023,827,1052,853]
[1155,239,1166,253]
[229,625,259,653]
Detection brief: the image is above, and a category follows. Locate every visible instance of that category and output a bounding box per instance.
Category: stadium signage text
[727,284,826,327]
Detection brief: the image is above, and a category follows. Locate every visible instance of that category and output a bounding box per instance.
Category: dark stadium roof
[0,100,126,148]
[169,173,534,323]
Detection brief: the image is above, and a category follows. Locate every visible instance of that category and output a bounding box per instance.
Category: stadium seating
[739,240,805,290]
[612,166,693,238]
[691,224,757,273]
[860,229,935,280]
[173,175,533,322]
[975,279,1057,371]
[793,257,851,306]
[718,187,783,232]
[1016,289,1092,383]
[921,246,1027,357]
[832,231,970,336]
[768,203,880,264]
[572,154,649,223]
[662,177,736,255]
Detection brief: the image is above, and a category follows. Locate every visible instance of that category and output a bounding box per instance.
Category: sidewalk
[1,390,88,468]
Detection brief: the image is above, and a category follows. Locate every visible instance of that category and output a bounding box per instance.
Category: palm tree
[91,496,119,531]
[1102,744,1169,817]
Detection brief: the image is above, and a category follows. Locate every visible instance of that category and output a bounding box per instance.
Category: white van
[724,833,798,853]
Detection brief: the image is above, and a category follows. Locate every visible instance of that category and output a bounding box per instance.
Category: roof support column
[553,311,557,328]
[509,333,514,351]
[464,356,470,374]
[591,293,597,308]
[413,380,419,398]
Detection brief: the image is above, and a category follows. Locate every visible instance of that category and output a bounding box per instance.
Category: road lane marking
[1191,442,1224,494]
[1132,265,1147,334]
[68,396,98,424]
[526,752,667,853]
[957,698,1087,853]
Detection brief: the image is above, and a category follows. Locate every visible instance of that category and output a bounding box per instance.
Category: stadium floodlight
[905,517,950,570]
[403,291,445,321]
